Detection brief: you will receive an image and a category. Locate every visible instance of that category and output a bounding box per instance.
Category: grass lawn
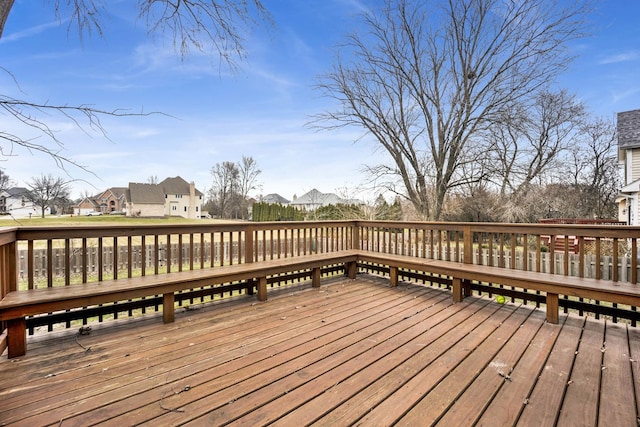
[0,215,244,227]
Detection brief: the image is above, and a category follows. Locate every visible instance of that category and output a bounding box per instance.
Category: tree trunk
[0,0,15,38]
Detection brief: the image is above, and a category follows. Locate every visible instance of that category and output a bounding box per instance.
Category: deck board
[1,274,639,426]
[598,322,637,427]
[556,317,604,427]
[516,315,584,427]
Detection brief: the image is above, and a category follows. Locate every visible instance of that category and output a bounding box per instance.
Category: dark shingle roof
[128,183,165,204]
[618,109,640,149]
[159,176,203,196]
[263,193,290,204]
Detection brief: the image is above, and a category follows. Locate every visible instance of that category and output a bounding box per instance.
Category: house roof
[290,189,349,206]
[159,176,203,197]
[1,187,27,198]
[619,178,640,194]
[262,193,290,204]
[618,109,640,149]
[128,183,165,204]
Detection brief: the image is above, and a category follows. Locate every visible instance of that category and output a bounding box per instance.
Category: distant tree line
[252,202,305,221]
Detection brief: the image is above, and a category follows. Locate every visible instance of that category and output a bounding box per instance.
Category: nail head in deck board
[556,316,605,427]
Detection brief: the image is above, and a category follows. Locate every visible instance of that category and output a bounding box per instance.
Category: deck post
[163,293,175,323]
[452,277,463,302]
[463,280,471,297]
[546,293,559,324]
[244,227,254,264]
[351,221,360,250]
[345,261,357,279]
[312,267,321,288]
[389,266,399,287]
[7,318,26,359]
[257,276,268,301]
[463,225,473,265]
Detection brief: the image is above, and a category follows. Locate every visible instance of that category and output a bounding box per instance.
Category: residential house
[0,187,47,218]
[289,189,361,211]
[261,193,290,205]
[125,176,204,219]
[617,109,640,225]
[126,183,166,217]
[158,176,204,219]
[74,187,128,216]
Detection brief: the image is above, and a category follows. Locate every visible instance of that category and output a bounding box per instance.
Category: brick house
[74,187,128,216]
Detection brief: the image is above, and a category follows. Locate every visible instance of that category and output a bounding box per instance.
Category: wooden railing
[356,221,640,323]
[1,220,639,342]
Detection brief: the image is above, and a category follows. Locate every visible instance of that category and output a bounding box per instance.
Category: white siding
[631,148,640,183]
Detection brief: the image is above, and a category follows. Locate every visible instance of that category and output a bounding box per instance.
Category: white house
[125,176,204,219]
[0,187,49,218]
[290,189,361,211]
[617,109,640,225]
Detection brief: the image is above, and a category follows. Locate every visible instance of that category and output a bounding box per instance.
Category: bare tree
[238,156,262,201]
[208,156,261,219]
[1,1,271,170]
[209,161,239,218]
[486,90,585,209]
[0,0,13,39]
[314,0,590,220]
[0,169,12,193]
[569,117,618,218]
[24,174,71,218]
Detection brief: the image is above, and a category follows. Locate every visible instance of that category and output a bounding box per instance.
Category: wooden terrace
[1,274,638,426]
[1,220,640,425]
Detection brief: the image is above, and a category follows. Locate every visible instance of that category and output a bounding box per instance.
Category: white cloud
[0,20,62,44]
[599,51,640,65]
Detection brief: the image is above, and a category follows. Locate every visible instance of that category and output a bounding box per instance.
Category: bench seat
[4,248,640,359]
[357,251,640,324]
[0,250,358,358]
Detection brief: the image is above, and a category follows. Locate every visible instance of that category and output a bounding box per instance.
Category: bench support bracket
[7,318,26,359]
[345,261,357,279]
[257,276,268,301]
[389,266,399,287]
[312,267,321,288]
[163,293,175,323]
[452,277,463,303]
[546,293,559,324]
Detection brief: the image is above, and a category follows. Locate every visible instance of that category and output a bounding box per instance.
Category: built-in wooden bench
[0,250,359,358]
[357,251,640,325]
[5,247,640,359]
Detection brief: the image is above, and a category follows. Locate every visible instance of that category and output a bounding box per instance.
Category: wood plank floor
[1,275,638,426]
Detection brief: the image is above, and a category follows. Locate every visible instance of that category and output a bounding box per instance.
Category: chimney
[189,181,196,219]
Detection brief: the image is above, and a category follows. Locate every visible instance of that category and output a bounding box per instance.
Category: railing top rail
[0,227,18,245]
[3,220,640,243]
[355,220,640,237]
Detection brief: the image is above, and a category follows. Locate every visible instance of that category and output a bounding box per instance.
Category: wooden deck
[1,275,639,426]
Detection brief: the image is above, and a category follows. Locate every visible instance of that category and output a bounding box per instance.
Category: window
[184,206,187,212]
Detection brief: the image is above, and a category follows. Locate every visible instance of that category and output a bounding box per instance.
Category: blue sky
[1,0,639,202]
